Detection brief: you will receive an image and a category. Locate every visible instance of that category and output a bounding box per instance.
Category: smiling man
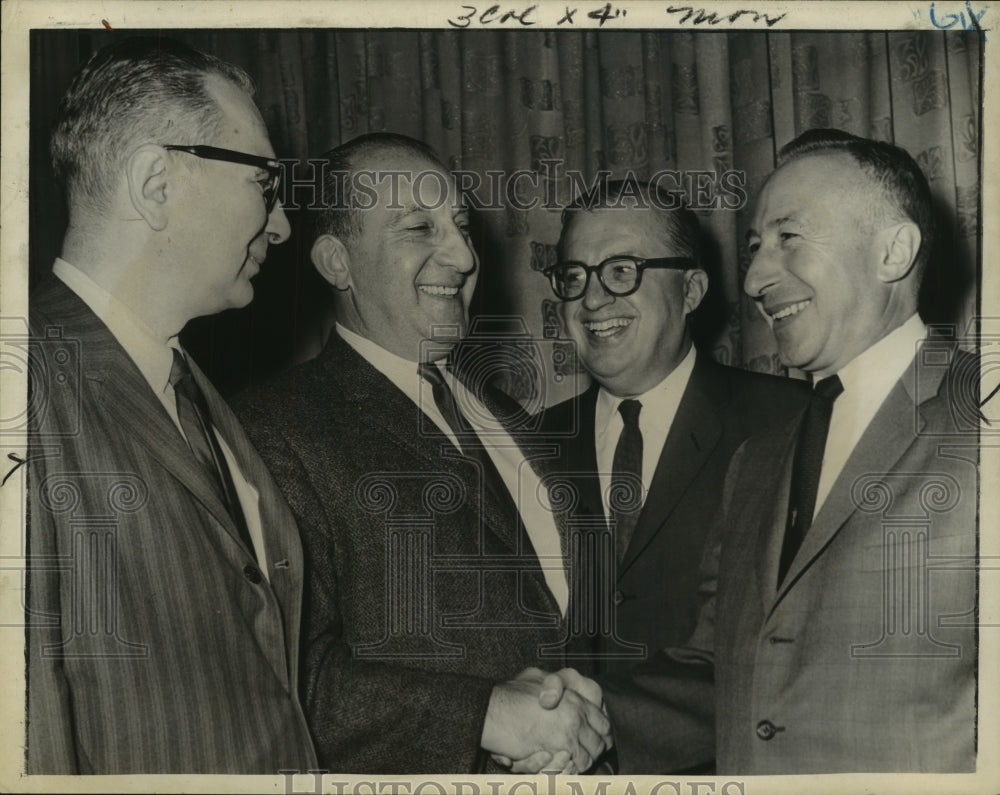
[232,132,611,773]
[539,181,807,681]
[540,129,980,774]
[27,37,316,773]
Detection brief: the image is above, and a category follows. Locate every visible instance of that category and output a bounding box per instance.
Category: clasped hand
[481,667,612,774]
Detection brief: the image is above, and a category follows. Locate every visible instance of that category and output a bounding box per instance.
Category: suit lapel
[196,362,304,682]
[752,425,799,608]
[620,356,723,573]
[770,353,948,610]
[324,335,529,556]
[44,281,241,543]
[566,386,603,519]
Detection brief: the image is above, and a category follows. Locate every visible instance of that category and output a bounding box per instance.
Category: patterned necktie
[417,361,513,511]
[778,374,844,586]
[611,399,643,564]
[169,349,254,555]
[417,361,470,451]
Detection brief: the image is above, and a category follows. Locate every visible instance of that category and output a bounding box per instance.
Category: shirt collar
[594,344,697,440]
[336,322,435,395]
[53,258,179,398]
[826,313,926,397]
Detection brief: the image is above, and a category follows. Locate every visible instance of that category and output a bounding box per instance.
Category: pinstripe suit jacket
[604,343,979,773]
[26,278,316,774]
[232,332,566,773]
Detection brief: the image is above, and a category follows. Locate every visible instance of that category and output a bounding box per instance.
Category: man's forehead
[566,204,662,239]
[752,152,862,225]
[204,74,273,154]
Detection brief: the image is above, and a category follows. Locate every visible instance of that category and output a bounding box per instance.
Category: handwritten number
[588,3,625,25]
[448,5,478,27]
[928,1,989,30]
[2,453,27,487]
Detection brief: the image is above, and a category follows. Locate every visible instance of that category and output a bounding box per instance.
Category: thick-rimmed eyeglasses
[544,255,694,301]
[163,145,282,213]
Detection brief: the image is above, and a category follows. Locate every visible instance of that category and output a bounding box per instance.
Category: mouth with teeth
[583,317,634,339]
[419,285,461,297]
[766,299,811,324]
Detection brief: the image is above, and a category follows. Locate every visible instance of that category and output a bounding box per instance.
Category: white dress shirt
[336,323,569,614]
[594,345,697,523]
[53,259,268,573]
[814,313,927,518]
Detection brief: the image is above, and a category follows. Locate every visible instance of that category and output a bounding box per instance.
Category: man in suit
[232,132,610,774]
[26,37,316,773]
[539,181,808,678]
[540,129,979,773]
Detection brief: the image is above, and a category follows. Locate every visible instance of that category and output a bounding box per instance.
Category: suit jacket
[231,333,566,774]
[604,344,979,773]
[539,354,809,677]
[26,278,316,774]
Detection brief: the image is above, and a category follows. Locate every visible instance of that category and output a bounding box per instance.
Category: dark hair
[557,178,702,267]
[777,128,935,274]
[51,36,255,215]
[314,132,443,242]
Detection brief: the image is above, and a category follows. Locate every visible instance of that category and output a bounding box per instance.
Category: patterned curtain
[29,30,981,401]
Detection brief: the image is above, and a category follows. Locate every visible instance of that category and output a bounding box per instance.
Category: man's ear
[683,269,709,315]
[126,144,170,231]
[876,221,921,283]
[311,234,354,290]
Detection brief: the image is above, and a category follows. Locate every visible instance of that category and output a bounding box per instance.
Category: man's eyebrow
[385,202,426,223]
[746,215,798,239]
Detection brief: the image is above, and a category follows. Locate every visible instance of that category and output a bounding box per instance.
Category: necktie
[611,399,643,563]
[417,361,471,451]
[417,361,514,513]
[778,374,844,586]
[170,349,255,556]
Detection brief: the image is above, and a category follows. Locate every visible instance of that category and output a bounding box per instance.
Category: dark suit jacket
[26,278,316,774]
[604,344,979,773]
[539,354,809,677]
[232,333,566,774]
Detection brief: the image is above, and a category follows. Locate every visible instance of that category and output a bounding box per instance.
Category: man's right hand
[481,667,611,773]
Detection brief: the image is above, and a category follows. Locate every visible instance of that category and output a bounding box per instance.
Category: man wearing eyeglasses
[26,37,315,773]
[539,181,808,688]
[537,132,980,774]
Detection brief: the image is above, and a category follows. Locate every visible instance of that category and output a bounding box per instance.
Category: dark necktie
[170,349,255,556]
[611,399,643,563]
[417,362,512,512]
[778,374,844,586]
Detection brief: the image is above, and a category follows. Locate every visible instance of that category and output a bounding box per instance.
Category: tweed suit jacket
[539,354,809,677]
[26,278,316,774]
[232,332,566,774]
[604,343,979,773]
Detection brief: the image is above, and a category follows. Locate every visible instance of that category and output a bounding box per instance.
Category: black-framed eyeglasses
[163,144,282,213]
[544,255,694,301]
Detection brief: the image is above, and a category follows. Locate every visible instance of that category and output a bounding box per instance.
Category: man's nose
[437,223,477,274]
[743,245,780,299]
[581,270,614,311]
[266,200,292,245]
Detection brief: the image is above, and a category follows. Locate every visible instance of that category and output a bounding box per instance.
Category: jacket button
[243,564,263,584]
[613,590,625,606]
[756,720,780,741]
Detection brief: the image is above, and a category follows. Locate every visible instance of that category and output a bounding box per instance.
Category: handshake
[480,667,612,774]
